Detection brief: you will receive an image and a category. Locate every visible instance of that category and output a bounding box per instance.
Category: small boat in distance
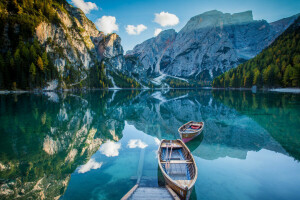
[178,121,204,143]
[158,139,197,200]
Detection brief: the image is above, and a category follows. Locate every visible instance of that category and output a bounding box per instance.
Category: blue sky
[67,0,300,52]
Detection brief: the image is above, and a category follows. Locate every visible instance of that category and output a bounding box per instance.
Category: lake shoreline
[212,87,300,93]
[0,87,211,94]
[267,88,300,93]
[1,87,300,94]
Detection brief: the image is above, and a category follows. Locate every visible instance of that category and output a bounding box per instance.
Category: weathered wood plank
[165,185,181,200]
[128,187,174,200]
[121,184,138,200]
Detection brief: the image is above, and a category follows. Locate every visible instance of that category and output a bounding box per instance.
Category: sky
[67,0,300,52]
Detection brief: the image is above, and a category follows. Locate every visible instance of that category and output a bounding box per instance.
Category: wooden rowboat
[178,121,204,143]
[158,139,197,200]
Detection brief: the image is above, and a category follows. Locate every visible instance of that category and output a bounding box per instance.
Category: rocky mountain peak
[154,29,177,47]
[97,33,125,70]
[180,10,254,32]
[231,10,253,23]
[156,29,177,38]
[98,33,124,58]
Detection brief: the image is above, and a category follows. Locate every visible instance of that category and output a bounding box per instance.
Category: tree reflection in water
[0,89,299,199]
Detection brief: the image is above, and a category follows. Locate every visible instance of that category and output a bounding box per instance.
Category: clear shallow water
[0,90,300,200]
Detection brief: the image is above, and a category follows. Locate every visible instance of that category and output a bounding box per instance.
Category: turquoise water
[0,90,300,199]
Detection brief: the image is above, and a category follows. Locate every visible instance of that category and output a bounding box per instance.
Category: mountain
[126,10,299,86]
[0,0,139,90]
[0,3,298,90]
[212,16,300,88]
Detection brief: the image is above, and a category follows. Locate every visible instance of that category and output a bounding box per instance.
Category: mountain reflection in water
[0,89,299,200]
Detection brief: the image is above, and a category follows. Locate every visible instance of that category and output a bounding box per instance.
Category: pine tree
[244,71,253,88]
[293,55,300,65]
[37,56,44,71]
[21,44,30,59]
[42,52,49,68]
[292,64,300,87]
[283,65,293,86]
[253,69,262,86]
[0,55,4,88]
[14,49,21,66]
[263,65,274,86]
[29,63,36,81]
[30,45,37,61]
[229,74,237,87]
[224,73,230,87]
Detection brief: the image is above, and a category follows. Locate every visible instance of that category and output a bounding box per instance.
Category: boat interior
[180,122,203,133]
[160,141,196,184]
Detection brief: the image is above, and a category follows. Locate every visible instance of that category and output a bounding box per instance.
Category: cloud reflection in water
[99,140,121,157]
[127,139,148,149]
[78,158,103,173]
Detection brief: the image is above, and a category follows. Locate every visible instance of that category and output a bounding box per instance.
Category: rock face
[126,10,299,80]
[35,3,124,87]
[35,6,96,74]
[97,33,125,70]
[126,29,177,76]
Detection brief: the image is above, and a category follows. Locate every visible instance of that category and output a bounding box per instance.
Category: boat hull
[181,129,203,143]
[179,121,204,143]
[161,169,193,200]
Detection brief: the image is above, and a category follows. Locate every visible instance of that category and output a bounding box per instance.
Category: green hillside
[213,17,300,88]
[0,0,64,89]
[0,0,113,90]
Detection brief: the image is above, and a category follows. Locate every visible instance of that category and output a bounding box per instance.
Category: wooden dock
[121,184,180,200]
[121,134,180,200]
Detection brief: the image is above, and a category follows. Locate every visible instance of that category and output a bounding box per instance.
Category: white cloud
[126,24,147,35]
[154,28,162,36]
[95,16,119,34]
[78,158,102,173]
[99,140,121,157]
[154,12,179,27]
[128,139,148,149]
[71,0,98,14]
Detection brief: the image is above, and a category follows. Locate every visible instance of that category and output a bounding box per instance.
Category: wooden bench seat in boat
[161,143,182,148]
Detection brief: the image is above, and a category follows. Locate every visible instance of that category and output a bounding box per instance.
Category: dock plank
[128,187,174,200]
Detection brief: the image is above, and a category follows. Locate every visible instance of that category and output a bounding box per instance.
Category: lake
[0,89,300,200]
